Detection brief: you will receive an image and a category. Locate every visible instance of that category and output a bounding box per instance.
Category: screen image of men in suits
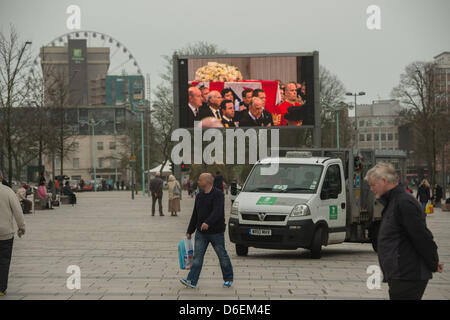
[198,90,223,121]
[184,87,203,127]
[220,100,238,128]
[239,97,272,127]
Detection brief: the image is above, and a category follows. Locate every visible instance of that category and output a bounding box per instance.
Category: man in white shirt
[0,171,26,296]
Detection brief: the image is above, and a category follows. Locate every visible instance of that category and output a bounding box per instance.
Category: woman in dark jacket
[417,179,431,212]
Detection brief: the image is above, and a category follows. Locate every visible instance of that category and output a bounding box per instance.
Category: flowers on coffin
[195,62,243,82]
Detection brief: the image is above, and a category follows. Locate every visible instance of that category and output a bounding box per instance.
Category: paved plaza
[1,190,449,300]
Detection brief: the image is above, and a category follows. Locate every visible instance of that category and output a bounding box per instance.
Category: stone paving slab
[0,190,448,300]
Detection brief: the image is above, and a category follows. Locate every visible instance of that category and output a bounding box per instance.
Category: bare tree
[392,61,449,186]
[0,25,32,184]
[44,68,79,181]
[319,65,352,148]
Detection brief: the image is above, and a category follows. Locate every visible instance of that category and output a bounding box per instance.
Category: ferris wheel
[27,30,145,104]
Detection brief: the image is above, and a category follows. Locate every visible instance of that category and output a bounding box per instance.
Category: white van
[228,149,411,259]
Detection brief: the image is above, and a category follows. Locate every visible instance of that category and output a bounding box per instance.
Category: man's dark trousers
[152,193,163,215]
[0,238,14,293]
[388,280,428,300]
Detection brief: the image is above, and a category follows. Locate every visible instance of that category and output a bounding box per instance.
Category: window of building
[381,133,386,141]
[366,134,372,141]
[55,158,61,170]
[109,141,116,150]
[97,141,104,151]
[395,133,399,141]
[359,120,365,127]
[360,134,365,142]
[388,133,393,141]
[366,120,372,127]
[133,79,143,88]
[98,158,105,169]
[374,134,379,141]
[73,158,80,169]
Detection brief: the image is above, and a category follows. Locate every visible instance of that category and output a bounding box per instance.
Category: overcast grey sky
[1,0,449,106]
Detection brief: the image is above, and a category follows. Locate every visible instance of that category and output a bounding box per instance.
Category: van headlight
[290,204,310,217]
[231,201,239,216]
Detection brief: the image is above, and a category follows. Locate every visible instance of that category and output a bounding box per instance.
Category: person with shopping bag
[180,173,233,289]
[417,179,431,213]
[167,175,181,217]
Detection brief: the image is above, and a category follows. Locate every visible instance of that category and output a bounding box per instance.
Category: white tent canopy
[145,162,172,175]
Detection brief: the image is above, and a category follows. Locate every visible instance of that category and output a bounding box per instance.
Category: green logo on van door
[256,196,277,205]
[329,205,338,220]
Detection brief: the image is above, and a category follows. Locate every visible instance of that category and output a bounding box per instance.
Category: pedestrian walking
[149,173,164,216]
[213,171,224,192]
[417,179,431,212]
[180,173,233,289]
[168,175,181,217]
[0,180,26,296]
[54,179,60,195]
[365,163,443,300]
[433,184,443,208]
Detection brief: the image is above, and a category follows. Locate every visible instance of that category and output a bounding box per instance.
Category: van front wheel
[236,244,248,256]
[310,228,323,259]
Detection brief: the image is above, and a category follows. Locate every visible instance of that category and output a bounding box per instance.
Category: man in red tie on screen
[277,82,303,126]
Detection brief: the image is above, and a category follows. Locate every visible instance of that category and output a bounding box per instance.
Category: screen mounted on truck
[176,54,316,129]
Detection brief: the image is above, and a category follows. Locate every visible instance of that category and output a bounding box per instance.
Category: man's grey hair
[207,90,220,103]
[364,162,398,184]
[250,97,262,107]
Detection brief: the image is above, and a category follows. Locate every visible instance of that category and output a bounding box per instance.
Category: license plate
[249,229,272,236]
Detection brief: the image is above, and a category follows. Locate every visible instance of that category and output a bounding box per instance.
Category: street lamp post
[80,118,106,192]
[128,103,146,197]
[346,91,366,149]
[322,102,348,151]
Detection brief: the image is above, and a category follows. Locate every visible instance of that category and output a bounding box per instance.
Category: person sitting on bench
[37,181,53,209]
[16,184,32,214]
[63,181,77,206]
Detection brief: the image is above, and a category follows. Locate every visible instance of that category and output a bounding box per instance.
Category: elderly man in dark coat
[150,172,164,216]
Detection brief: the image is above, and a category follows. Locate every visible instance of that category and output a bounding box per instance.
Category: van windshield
[243,163,323,194]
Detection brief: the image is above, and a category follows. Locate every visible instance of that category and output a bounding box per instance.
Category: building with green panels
[105,75,145,106]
